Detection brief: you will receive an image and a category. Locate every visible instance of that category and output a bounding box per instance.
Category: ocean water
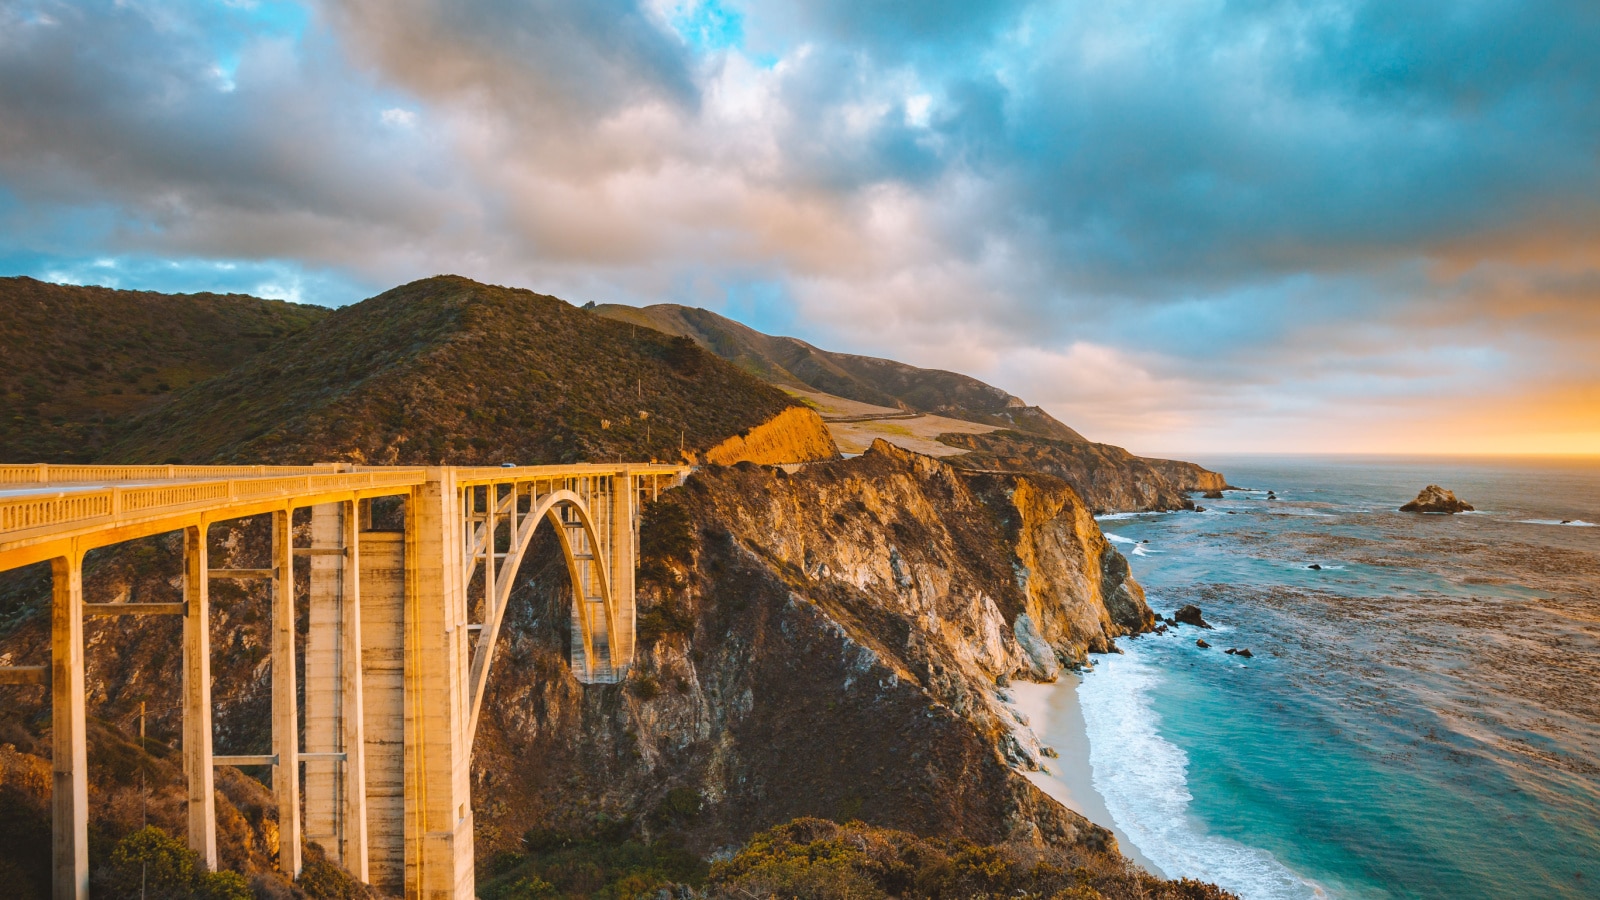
[1077,456,1600,900]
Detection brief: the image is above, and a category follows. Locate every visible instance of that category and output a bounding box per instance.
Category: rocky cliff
[1140,457,1231,493]
[937,430,1226,513]
[470,440,1161,868]
[699,406,840,466]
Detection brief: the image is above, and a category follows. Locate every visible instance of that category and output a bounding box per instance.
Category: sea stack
[1400,485,1475,514]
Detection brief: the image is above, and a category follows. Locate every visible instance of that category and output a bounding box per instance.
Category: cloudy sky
[3,0,1597,455]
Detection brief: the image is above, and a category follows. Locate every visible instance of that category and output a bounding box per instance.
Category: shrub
[94,826,252,900]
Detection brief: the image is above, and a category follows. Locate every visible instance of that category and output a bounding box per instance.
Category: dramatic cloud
[2,0,1597,453]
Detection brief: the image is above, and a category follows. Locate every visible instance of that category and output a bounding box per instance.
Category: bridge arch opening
[462,484,624,748]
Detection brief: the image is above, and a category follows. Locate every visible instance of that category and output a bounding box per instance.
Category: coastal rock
[1193,505,1207,512]
[1266,491,1277,500]
[1174,604,1213,629]
[1308,563,1322,570]
[936,430,1228,514]
[1196,639,1211,649]
[1235,648,1253,658]
[1400,484,1475,514]
[1203,489,1225,499]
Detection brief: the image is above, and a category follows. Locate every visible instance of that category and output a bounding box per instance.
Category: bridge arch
[463,487,624,746]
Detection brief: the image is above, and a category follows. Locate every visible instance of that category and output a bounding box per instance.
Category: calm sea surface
[1077,455,1600,900]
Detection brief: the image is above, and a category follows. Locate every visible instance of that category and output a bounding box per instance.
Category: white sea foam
[1078,645,1326,899]
[1097,511,1160,521]
[1518,518,1596,527]
[1105,532,1139,545]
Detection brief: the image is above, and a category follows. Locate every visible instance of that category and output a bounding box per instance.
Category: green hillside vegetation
[592,303,1086,442]
[0,277,327,462]
[477,817,1237,900]
[108,276,799,465]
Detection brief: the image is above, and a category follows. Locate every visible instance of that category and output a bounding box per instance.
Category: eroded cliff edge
[938,430,1229,513]
[472,439,1158,863]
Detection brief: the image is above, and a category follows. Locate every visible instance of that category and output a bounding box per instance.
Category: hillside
[592,303,1086,442]
[0,277,327,462]
[107,276,816,465]
[594,301,1231,511]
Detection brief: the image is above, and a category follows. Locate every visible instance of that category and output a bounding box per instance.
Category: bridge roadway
[0,462,688,900]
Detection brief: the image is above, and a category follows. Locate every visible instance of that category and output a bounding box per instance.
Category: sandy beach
[1009,677,1167,878]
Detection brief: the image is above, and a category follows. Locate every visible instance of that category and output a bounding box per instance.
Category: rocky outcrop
[1174,604,1212,629]
[469,439,1157,865]
[938,430,1228,514]
[1400,485,1475,514]
[700,406,840,466]
[1140,457,1230,493]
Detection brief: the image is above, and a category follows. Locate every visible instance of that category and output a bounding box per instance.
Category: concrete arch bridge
[0,462,688,900]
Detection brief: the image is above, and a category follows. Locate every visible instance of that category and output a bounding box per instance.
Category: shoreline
[1009,675,1167,878]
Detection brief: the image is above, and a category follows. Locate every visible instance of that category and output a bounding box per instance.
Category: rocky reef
[1400,485,1475,514]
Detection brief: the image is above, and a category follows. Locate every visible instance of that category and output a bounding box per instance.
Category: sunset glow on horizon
[2,0,1597,456]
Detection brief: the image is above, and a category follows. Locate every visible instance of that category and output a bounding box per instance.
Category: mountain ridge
[106,276,827,466]
[592,302,1088,443]
[0,276,328,463]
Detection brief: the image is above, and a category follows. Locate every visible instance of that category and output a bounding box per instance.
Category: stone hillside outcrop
[469,439,1158,864]
[699,406,840,466]
[939,430,1226,513]
[1140,457,1230,493]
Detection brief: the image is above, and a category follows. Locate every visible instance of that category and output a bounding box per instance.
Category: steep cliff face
[700,406,840,466]
[470,440,1157,865]
[938,430,1226,513]
[1140,457,1231,493]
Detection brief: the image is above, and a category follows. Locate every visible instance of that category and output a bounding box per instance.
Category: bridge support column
[608,471,635,670]
[183,525,217,869]
[272,509,302,878]
[303,501,371,879]
[51,551,87,900]
[404,472,474,900]
[360,529,406,892]
[340,500,371,881]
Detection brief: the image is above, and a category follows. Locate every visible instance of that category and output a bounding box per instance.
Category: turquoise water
[1077,456,1600,900]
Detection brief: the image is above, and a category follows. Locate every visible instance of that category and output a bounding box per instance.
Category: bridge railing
[0,463,356,485]
[0,470,428,552]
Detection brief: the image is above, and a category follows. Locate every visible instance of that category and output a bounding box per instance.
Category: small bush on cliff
[297,841,378,898]
[93,826,252,900]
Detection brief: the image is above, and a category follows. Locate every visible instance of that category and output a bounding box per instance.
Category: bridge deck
[0,463,687,571]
